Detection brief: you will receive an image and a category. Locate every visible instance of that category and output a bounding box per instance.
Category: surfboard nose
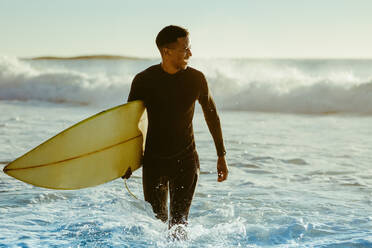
[2,161,12,173]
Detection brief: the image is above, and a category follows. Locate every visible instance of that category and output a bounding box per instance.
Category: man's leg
[143,165,169,222]
[169,152,199,228]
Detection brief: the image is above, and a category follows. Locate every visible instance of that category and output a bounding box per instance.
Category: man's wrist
[217,150,226,158]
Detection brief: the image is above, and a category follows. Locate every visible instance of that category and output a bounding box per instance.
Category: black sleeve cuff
[217,149,226,157]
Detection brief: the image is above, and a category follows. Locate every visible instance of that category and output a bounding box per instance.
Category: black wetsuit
[128,64,225,226]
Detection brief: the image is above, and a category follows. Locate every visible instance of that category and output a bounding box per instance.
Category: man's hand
[122,167,132,180]
[217,156,228,182]
[122,156,143,180]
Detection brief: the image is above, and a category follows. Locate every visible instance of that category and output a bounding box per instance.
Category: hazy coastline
[23,54,145,61]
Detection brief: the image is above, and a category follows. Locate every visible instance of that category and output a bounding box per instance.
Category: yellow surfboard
[3,100,147,190]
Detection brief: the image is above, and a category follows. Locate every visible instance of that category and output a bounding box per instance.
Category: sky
[1,0,372,59]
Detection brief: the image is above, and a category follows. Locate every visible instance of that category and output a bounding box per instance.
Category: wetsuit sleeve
[198,74,226,157]
[127,74,144,102]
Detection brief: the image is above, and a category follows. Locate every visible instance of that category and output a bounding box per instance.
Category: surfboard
[3,100,147,190]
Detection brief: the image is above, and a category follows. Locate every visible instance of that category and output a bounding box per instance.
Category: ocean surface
[0,56,372,247]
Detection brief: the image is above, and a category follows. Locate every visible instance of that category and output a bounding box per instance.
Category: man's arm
[198,75,228,182]
[127,74,143,102]
[122,74,144,180]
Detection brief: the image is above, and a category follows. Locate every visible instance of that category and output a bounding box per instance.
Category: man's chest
[144,79,199,112]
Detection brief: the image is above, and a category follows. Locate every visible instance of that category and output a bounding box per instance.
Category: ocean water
[0,56,372,247]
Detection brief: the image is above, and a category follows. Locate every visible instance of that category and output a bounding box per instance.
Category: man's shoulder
[185,66,207,85]
[135,64,161,79]
[186,66,205,78]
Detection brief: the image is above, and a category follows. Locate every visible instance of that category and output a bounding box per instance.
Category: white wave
[1,56,372,114]
[196,59,372,114]
[0,56,132,106]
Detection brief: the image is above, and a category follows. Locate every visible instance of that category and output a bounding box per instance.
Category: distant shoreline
[17,56,372,61]
[24,55,147,61]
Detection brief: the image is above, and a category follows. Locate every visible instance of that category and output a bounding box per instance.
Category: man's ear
[163,47,170,56]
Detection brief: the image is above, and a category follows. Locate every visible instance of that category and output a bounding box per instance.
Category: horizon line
[12,54,372,61]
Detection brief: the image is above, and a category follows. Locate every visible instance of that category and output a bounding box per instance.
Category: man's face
[165,36,192,70]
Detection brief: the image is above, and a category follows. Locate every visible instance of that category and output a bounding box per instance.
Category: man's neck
[161,62,181,75]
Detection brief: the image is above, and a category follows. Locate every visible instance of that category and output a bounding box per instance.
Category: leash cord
[123,179,139,200]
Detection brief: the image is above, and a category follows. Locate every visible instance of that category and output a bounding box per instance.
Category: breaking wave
[1,56,372,114]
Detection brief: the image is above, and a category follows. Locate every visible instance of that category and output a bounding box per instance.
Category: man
[125,25,228,232]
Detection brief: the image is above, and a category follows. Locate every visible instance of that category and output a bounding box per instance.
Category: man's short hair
[156,25,189,50]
